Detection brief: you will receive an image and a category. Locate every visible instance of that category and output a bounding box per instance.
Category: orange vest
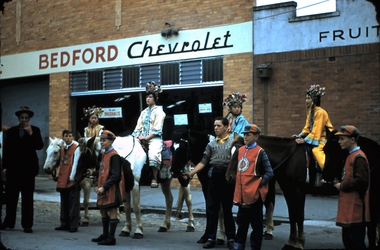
[336,150,370,226]
[97,149,125,208]
[56,143,78,191]
[233,145,269,206]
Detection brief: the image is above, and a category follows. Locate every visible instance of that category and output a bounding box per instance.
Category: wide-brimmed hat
[242,124,261,135]
[334,125,360,139]
[15,106,34,118]
[100,130,116,140]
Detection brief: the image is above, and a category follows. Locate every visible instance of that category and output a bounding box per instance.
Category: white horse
[79,135,195,237]
[42,137,96,227]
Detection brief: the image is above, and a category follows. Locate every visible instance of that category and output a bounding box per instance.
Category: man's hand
[23,123,33,135]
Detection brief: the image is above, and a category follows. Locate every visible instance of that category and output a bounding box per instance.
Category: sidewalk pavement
[34,175,339,223]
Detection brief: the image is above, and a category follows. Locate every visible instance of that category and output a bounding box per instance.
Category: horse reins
[271,145,300,172]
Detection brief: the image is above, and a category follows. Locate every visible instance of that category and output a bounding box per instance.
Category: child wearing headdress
[83,106,104,138]
[222,92,249,138]
[132,81,166,188]
[293,85,334,178]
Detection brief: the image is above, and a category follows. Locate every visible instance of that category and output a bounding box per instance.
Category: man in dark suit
[1,106,44,233]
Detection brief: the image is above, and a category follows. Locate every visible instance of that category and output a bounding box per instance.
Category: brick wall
[223,53,253,121]
[0,0,254,54]
[49,72,71,137]
[253,43,380,143]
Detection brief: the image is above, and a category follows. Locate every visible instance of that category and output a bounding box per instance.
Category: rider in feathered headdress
[132,81,166,188]
[222,92,249,138]
[83,105,104,138]
[293,85,334,185]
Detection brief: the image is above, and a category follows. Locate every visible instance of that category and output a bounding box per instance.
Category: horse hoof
[157,227,167,232]
[282,244,297,250]
[80,222,89,227]
[186,226,194,232]
[263,232,273,240]
[132,233,143,239]
[119,231,130,237]
[216,239,225,245]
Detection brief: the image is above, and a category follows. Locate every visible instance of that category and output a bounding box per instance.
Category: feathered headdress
[222,92,248,107]
[306,84,325,100]
[82,105,104,120]
[146,81,162,95]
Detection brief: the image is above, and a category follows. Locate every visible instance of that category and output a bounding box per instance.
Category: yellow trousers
[312,143,325,170]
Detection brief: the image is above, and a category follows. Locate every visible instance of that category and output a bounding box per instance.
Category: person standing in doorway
[334,125,370,250]
[132,81,166,188]
[1,106,44,233]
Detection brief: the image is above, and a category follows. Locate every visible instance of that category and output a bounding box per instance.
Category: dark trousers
[342,223,367,249]
[3,176,35,229]
[206,167,235,241]
[59,184,80,229]
[235,199,264,250]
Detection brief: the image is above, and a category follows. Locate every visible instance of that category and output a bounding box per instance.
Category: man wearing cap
[1,106,44,233]
[185,117,235,249]
[230,124,273,250]
[334,125,369,250]
[88,130,124,246]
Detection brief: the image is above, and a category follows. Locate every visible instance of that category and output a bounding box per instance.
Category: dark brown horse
[323,132,380,249]
[256,135,310,250]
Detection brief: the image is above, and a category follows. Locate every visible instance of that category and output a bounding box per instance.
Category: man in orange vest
[231,124,274,250]
[334,125,370,250]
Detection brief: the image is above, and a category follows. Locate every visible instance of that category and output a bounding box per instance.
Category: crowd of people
[0,84,371,250]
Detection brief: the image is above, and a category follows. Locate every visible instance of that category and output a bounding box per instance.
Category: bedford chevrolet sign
[0,22,252,79]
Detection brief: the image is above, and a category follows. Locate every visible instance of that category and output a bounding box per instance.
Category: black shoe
[216,239,225,245]
[91,234,108,242]
[0,224,14,230]
[97,237,116,246]
[203,240,215,249]
[55,225,70,231]
[227,241,234,250]
[24,228,33,233]
[197,237,208,244]
[69,228,78,233]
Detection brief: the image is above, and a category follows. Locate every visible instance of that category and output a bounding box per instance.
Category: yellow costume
[299,107,333,169]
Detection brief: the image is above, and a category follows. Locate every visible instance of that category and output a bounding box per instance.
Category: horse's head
[171,139,190,172]
[85,136,102,158]
[43,137,64,174]
[231,132,244,151]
